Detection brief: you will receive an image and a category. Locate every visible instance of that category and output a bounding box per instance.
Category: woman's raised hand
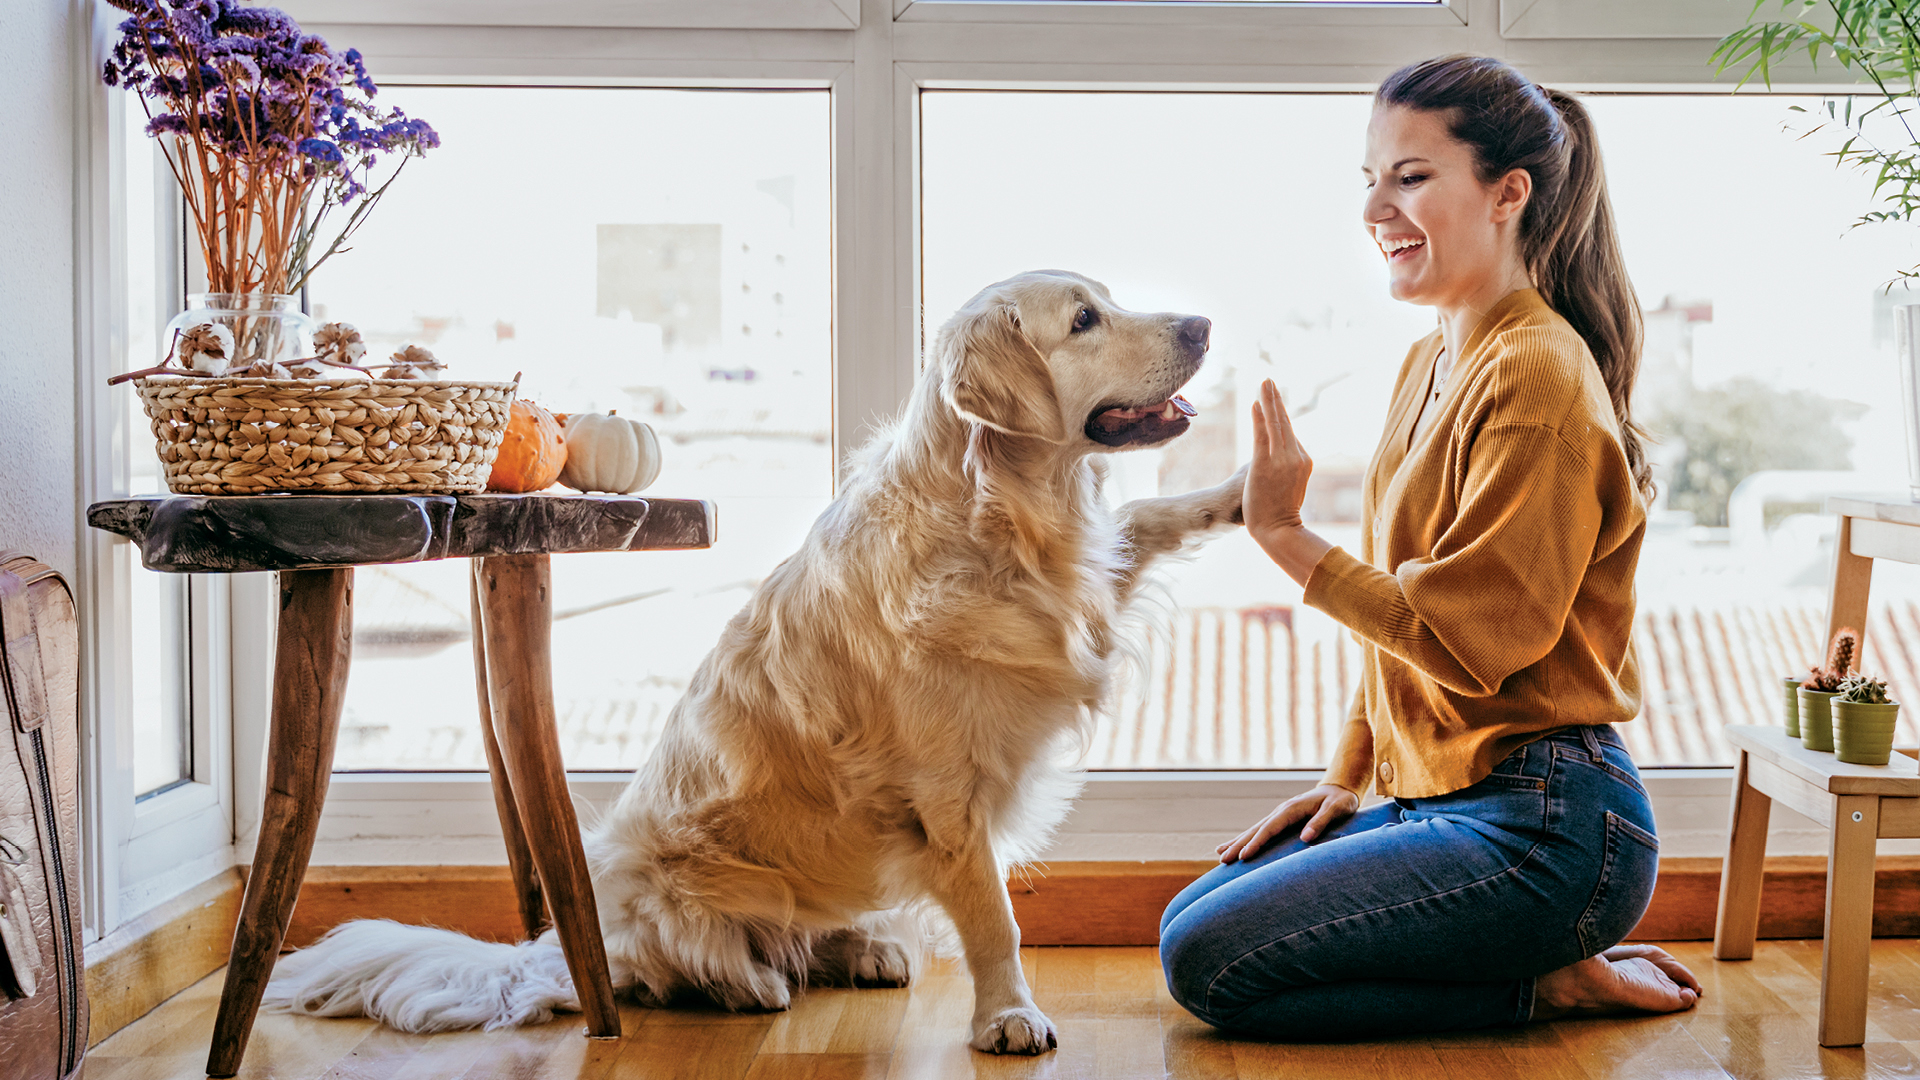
[1242,379,1334,586]
[1216,783,1361,864]
[1244,379,1313,542]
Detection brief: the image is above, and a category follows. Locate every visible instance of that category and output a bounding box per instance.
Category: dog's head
[933,270,1210,451]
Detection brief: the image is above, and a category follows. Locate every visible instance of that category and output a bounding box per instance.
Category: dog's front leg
[1113,463,1246,599]
[924,838,1056,1055]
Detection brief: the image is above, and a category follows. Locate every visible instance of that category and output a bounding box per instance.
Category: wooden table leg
[1714,749,1773,961]
[207,568,354,1078]
[471,560,548,939]
[476,553,621,1039]
[1820,794,1880,1047]
[1828,514,1875,662]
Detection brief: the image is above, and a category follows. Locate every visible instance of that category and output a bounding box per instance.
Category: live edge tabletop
[87,492,716,572]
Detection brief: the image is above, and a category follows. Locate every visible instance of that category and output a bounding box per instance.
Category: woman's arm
[1245,378,1616,698]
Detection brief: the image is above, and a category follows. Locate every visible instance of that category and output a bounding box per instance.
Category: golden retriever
[264,270,1244,1055]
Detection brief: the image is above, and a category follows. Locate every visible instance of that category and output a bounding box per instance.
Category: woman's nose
[1362,189,1393,226]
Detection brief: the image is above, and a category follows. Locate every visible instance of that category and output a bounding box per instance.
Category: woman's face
[1361,104,1526,309]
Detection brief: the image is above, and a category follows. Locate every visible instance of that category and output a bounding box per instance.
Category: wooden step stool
[1713,724,1920,1046]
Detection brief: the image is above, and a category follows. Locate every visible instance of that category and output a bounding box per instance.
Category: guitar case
[0,553,87,1080]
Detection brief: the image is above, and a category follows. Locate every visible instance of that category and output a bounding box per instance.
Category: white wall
[0,1,78,582]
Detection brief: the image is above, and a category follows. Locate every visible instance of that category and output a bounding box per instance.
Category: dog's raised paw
[971,1007,1058,1055]
[1196,463,1248,529]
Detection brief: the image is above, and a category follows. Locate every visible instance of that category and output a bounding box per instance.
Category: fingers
[1250,400,1270,458]
[1223,818,1276,863]
[1223,798,1317,863]
[1261,379,1293,443]
[1220,816,1274,864]
[1216,822,1264,864]
[1298,799,1346,844]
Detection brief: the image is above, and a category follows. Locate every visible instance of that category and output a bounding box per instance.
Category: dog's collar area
[1085,395,1196,447]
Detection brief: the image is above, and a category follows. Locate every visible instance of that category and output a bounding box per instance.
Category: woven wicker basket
[134,375,519,495]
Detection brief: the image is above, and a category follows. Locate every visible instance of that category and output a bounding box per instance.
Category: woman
[1157,55,1704,1040]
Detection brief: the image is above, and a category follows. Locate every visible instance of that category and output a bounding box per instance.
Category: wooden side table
[87,493,715,1078]
[1711,494,1920,1047]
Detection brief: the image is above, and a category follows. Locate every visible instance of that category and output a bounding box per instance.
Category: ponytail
[1378,57,1654,501]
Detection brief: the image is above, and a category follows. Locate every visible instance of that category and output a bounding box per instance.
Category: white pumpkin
[558,410,662,494]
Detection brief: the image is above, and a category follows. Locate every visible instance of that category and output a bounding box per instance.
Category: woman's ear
[941,303,1066,441]
[1491,167,1533,224]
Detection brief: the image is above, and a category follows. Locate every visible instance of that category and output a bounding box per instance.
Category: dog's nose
[1178,316,1211,352]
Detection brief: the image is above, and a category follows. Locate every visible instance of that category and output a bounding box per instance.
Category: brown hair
[1377,55,1653,500]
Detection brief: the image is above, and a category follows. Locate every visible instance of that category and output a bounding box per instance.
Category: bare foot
[1532,945,1701,1020]
[1603,944,1703,998]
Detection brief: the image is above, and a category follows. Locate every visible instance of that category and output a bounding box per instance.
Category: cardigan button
[1378,761,1395,786]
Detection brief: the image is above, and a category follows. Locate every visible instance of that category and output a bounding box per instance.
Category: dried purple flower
[102,0,437,296]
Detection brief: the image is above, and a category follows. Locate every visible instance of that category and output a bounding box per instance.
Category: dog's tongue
[1096,396,1197,427]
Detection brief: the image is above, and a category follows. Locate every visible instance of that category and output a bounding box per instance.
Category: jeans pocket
[1576,810,1661,958]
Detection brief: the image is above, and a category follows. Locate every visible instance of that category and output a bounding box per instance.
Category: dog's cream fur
[265,271,1244,1054]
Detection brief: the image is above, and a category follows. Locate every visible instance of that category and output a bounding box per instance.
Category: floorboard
[84,942,1920,1079]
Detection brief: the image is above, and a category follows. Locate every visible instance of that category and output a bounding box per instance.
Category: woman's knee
[1158,915,1228,1023]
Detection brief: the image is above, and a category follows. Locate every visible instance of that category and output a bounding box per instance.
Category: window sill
[286,766,1905,865]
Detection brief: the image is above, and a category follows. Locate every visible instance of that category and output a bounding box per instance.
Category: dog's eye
[1071,307,1096,333]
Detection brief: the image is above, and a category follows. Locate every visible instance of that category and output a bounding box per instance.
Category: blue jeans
[1158,725,1659,1040]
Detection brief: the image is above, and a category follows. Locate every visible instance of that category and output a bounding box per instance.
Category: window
[123,109,193,798]
[305,87,834,771]
[924,90,1920,768]
[81,1,1894,911]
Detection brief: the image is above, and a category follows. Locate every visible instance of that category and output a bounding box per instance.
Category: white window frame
[894,0,1469,27]
[73,0,1899,935]
[73,1,241,941]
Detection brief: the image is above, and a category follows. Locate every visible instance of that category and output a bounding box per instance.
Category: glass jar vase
[162,293,314,371]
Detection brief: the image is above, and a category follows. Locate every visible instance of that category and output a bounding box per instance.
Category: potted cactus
[1799,627,1859,753]
[1781,674,1804,737]
[1834,673,1902,766]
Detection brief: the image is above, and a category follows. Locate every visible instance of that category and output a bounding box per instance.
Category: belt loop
[1578,725,1604,761]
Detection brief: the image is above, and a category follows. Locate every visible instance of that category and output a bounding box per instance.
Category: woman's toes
[1535,953,1699,1019]
[1607,957,1698,1012]
[1603,944,1704,997]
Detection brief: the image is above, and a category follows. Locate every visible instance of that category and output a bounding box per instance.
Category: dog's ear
[940,303,1065,442]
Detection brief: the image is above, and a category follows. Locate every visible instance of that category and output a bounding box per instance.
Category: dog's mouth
[1085,395,1197,447]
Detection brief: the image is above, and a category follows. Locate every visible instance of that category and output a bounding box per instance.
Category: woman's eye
[1400,173,1428,187]
[1072,307,1095,332]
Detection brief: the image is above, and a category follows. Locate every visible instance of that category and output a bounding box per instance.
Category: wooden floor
[83,940,1920,1079]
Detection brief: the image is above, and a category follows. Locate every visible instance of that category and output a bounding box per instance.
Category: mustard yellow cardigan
[1306,288,1645,798]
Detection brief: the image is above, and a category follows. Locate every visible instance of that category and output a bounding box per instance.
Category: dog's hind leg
[807,919,916,989]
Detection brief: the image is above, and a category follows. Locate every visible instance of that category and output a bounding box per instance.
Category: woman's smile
[1379,234,1427,263]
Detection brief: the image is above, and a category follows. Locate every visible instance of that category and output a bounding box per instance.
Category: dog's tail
[262,920,579,1033]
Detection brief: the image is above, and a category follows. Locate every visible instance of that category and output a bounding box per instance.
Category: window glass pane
[125,112,192,798]
[312,87,832,771]
[922,90,1920,769]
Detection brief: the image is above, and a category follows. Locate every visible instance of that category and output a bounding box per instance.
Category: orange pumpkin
[486,398,568,493]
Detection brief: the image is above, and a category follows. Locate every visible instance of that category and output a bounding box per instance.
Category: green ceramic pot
[1799,688,1839,752]
[1782,676,1804,737]
[1834,700,1901,766]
